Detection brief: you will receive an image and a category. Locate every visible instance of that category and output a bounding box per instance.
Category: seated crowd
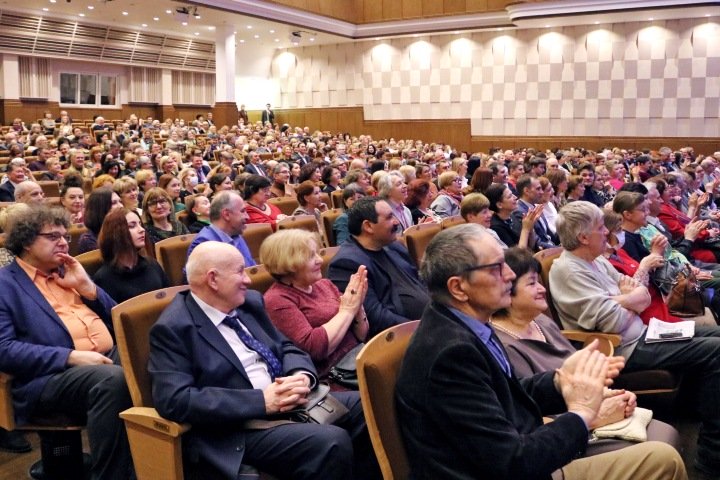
[2,110,720,478]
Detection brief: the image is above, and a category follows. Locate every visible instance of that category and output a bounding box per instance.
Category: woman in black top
[93,208,169,304]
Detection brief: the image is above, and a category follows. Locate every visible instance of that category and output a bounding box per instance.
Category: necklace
[490,319,546,342]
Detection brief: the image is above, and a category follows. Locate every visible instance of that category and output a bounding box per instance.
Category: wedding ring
[350,289,357,295]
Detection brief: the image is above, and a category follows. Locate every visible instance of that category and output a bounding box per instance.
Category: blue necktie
[486,327,512,377]
[222,315,283,380]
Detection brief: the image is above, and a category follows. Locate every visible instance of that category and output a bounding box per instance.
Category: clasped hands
[555,340,628,428]
[263,373,312,415]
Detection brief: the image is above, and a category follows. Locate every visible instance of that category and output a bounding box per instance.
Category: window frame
[59,72,118,108]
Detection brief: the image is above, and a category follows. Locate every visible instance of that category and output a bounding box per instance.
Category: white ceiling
[0,0,718,49]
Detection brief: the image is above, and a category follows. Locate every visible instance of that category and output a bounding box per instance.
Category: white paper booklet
[645,317,695,343]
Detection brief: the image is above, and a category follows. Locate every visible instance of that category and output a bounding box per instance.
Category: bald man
[14,181,45,205]
[149,242,379,480]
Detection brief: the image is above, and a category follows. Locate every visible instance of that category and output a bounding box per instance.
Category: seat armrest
[561,331,621,356]
[119,407,189,437]
[0,372,15,430]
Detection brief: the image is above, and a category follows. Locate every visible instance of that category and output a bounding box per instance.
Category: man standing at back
[328,197,429,338]
[186,191,255,267]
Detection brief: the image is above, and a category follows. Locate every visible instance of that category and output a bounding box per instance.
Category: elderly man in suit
[328,196,429,338]
[396,224,686,480]
[0,205,133,480]
[149,241,379,480]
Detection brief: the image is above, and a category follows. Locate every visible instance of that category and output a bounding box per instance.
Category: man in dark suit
[513,174,559,251]
[328,197,429,338]
[261,103,275,125]
[190,149,211,183]
[243,151,267,177]
[238,104,249,125]
[0,206,133,480]
[395,224,686,480]
[149,241,378,480]
[0,163,27,202]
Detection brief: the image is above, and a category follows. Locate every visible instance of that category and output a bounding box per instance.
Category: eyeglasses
[147,198,169,207]
[463,261,505,277]
[37,232,71,243]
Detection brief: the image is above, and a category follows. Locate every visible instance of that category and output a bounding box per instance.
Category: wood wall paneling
[383,0,404,22]
[465,0,490,13]
[401,0,423,19]
[422,0,444,17]
[363,0,384,23]
[444,0,467,15]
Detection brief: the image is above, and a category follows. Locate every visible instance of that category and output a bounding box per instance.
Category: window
[60,73,117,106]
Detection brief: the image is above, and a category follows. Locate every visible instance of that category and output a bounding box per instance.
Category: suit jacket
[243,163,267,177]
[261,110,275,125]
[0,181,16,202]
[0,260,116,424]
[187,223,255,268]
[395,302,588,480]
[149,290,317,479]
[512,199,559,251]
[238,110,249,125]
[327,237,423,337]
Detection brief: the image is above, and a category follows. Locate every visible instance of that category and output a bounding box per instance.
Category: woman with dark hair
[465,167,493,195]
[184,194,211,233]
[486,183,540,250]
[141,187,189,245]
[489,247,679,456]
[293,180,327,223]
[545,169,569,209]
[158,174,185,213]
[77,187,123,254]
[321,166,342,193]
[93,208,169,304]
[244,175,286,231]
[333,183,366,245]
[298,163,321,184]
[60,173,86,224]
[96,158,121,179]
[206,172,233,201]
[405,179,441,224]
[289,162,301,185]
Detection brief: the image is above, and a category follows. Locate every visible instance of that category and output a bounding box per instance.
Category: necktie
[222,315,283,380]
[486,326,512,377]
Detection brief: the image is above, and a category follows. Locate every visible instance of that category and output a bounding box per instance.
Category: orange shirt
[17,257,113,353]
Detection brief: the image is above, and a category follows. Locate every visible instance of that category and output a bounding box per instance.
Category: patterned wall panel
[272,18,720,137]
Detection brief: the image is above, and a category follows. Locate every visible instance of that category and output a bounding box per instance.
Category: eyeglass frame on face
[37,232,71,243]
[147,198,170,207]
[462,261,505,277]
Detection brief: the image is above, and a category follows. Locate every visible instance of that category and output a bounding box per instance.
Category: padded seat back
[154,234,197,286]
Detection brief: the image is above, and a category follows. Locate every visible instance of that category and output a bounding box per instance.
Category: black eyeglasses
[463,261,505,276]
[37,232,71,243]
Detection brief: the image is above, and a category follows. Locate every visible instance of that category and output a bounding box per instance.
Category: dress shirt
[448,307,511,376]
[17,257,113,353]
[388,200,412,231]
[191,292,272,390]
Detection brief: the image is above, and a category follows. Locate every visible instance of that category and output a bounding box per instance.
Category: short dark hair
[321,166,338,185]
[504,247,541,296]
[405,179,432,209]
[347,196,382,236]
[342,183,366,210]
[515,174,534,198]
[6,205,70,256]
[485,183,508,213]
[243,174,272,200]
[208,173,228,193]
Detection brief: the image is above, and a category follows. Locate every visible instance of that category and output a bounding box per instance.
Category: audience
[141,187,189,245]
[59,174,86,224]
[244,175,286,231]
[78,187,123,254]
[184,194,211,233]
[333,183,366,246]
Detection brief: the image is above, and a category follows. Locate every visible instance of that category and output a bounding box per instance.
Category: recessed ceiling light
[194,32,199,36]
[254,34,259,38]
[42,7,48,11]
[706,14,711,17]
[195,15,201,19]
[454,31,459,34]
[122,11,128,15]
[246,25,252,29]
[274,38,279,42]
[165,9,171,14]
[208,26,215,30]
[594,21,599,24]
[153,17,159,21]
[87,5,93,9]
[141,23,147,27]
[270,29,275,33]
[309,37,315,41]
[233,31,237,34]
[239,39,245,43]
[545,25,551,28]
[181,21,187,26]
[78,13,85,17]
[497,28,503,31]
[648,17,653,21]
[49,0,56,3]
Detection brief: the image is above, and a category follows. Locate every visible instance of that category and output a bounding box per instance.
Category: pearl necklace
[490,319,547,342]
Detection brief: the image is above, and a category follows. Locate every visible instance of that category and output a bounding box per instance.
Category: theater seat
[154,234,197,286]
[356,321,419,480]
[277,214,318,233]
[321,208,343,247]
[267,197,299,217]
[404,223,441,268]
[75,248,104,277]
[242,223,273,262]
[246,264,275,294]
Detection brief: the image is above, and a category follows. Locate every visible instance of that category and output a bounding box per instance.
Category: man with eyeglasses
[396,224,686,480]
[328,197,429,338]
[0,205,134,480]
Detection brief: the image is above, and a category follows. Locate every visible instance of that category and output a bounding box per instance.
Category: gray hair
[421,223,488,304]
[209,190,240,221]
[377,171,404,199]
[556,201,603,251]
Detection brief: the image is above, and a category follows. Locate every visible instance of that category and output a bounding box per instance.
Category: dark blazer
[396,302,588,480]
[512,200,559,251]
[149,290,317,479]
[238,109,249,125]
[0,260,116,424]
[0,181,16,202]
[491,213,521,248]
[327,237,423,337]
[261,109,275,125]
[243,163,267,177]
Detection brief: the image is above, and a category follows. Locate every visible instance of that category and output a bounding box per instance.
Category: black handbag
[245,384,349,429]
[328,343,364,390]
